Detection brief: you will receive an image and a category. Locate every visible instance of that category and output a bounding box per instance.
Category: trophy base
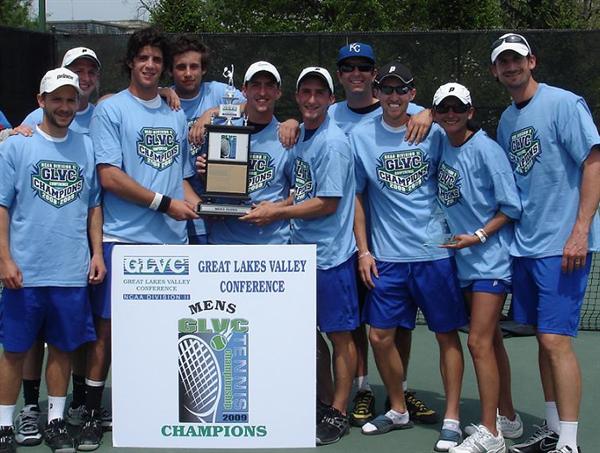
[197,202,250,217]
[423,236,458,247]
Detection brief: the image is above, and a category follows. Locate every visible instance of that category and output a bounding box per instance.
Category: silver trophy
[197,64,254,217]
[423,204,457,246]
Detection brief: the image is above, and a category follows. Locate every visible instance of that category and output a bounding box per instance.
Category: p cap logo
[389,66,396,73]
[449,86,455,92]
[124,256,190,275]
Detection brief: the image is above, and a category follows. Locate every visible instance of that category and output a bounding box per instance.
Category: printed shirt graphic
[209,118,294,245]
[291,116,356,269]
[497,83,600,257]
[22,104,96,135]
[437,130,521,284]
[329,100,423,134]
[0,131,100,286]
[179,81,245,238]
[350,117,449,262]
[90,89,194,244]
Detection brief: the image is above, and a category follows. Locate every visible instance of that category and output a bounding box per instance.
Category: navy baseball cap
[337,42,375,65]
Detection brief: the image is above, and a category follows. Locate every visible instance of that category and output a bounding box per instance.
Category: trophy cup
[423,205,457,247]
[196,65,254,216]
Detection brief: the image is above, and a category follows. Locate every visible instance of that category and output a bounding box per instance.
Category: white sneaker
[464,412,523,439]
[14,404,42,446]
[450,424,506,453]
[496,412,523,439]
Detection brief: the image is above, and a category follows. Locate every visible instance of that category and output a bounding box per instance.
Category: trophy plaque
[197,65,254,216]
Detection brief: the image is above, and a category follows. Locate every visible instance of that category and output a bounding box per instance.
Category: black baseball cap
[375,60,414,85]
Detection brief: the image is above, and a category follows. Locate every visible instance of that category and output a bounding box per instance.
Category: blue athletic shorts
[90,242,117,320]
[364,258,467,333]
[317,255,360,334]
[463,279,511,295]
[0,287,95,353]
[189,234,208,245]
[512,255,591,337]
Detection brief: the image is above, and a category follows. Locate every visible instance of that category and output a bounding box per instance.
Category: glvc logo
[123,256,190,275]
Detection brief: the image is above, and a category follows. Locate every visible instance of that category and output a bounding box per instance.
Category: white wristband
[474,228,487,243]
[149,192,163,211]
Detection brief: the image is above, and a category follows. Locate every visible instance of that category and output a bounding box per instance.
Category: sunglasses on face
[434,103,470,114]
[491,34,531,52]
[378,84,412,95]
[338,63,374,73]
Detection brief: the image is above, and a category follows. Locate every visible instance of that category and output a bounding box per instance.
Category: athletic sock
[22,379,41,408]
[47,396,66,422]
[85,379,105,412]
[385,408,409,424]
[557,421,578,452]
[0,405,16,427]
[545,401,560,433]
[353,375,371,392]
[402,380,408,392]
[442,418,461,433]
[71,374,86,408]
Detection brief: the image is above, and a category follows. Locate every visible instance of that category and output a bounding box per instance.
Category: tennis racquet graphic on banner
[178,334,222,423]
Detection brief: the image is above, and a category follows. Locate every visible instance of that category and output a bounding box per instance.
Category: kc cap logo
[349,43,361,52]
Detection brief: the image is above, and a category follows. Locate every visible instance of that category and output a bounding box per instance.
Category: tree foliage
[0,0,35,28]
[143,0,600,32]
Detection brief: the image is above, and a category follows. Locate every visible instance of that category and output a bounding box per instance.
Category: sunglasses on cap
[434,103,470,114]
[378,84,412,95]
[338,63,374,73]
[491,34,530,52]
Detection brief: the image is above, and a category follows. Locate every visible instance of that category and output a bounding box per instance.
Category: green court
[5,326,598,452]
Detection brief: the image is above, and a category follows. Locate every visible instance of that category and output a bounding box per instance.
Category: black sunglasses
[434,103,470,114]
[378,85,412,95]
[491,34,530,51]
[339,63,374,73]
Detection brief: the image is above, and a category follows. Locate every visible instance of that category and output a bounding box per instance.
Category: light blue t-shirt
[437,129,522,284]
[22,104,96,135]
[496,83,600,257]
[90,89,194,244]
[179,81,245,237]
[209,118,293,245]
[0,110,11,129]
[329,100,423,134]
[291,116,356,269]
[0,129,100,286]
[351,117,450,262]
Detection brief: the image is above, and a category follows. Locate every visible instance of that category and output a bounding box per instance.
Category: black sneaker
[316,407,350,446]
[77,410,103,451]
[316,400,330,424]
[510,423,559,453]
[0,426,16,453]
[44,418,75,453]
[350,390,375,427]
[404,391,438,424]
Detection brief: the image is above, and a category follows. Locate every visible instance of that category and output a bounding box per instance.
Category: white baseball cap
[296,67,334,94]
[61,47,101,68]
[39,68,83,96]
[490,33,531,64]
[244,61,281,86]
[433,82,472,106]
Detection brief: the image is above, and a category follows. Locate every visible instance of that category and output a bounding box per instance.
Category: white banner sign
[111,244,316,448]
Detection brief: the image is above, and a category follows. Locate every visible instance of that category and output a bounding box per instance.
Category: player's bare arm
[97,163,197,221]
[87,205,106,284]
[562,145,600,272]
[353,194,378,289]
[443,211,512,250]
[405,108,433,145]
[241,196,338,227]
[0,206,23,289]
[158,86,181,111]
[278,119,300,149]
[12,124,34,137]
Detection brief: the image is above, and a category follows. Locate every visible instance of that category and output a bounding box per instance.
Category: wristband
[474,228,487,243]
[157,195,172,213]
[149,192,163,211]
[358,251,371,259]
